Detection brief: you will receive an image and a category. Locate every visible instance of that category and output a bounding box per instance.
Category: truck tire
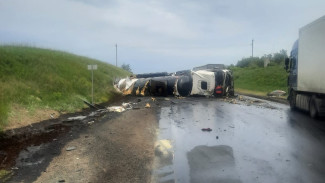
[289,90,296,110]
[309,96,318,118]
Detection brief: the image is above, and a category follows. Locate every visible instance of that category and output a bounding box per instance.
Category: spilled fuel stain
[0,124,70,170]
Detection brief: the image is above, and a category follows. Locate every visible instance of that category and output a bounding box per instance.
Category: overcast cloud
[1,0,325,73]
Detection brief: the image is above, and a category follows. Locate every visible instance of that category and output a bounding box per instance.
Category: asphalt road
[152,96,325,183]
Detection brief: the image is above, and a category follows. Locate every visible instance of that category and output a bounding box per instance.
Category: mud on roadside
[235,92,288,105]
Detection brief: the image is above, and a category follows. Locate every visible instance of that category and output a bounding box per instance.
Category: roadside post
[87,64,97,104]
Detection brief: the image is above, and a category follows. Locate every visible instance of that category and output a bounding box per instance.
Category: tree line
[235,49,288,68]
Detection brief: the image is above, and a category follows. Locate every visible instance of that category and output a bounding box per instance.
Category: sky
[1,0,325,73]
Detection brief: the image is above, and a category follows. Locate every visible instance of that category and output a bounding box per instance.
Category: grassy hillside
[0,46,130,129]
[231,65,288,95]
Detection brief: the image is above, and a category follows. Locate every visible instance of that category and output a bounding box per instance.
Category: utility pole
[115,44,117,67]
[251,39,254,57]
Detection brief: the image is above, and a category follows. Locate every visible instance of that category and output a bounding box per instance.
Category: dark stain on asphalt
[187,145,241,183]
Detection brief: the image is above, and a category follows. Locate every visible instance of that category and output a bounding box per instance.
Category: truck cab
[286,40,298,108]
[287,40,298,90]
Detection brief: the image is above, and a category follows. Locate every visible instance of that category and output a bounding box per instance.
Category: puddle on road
[188,145,241,183]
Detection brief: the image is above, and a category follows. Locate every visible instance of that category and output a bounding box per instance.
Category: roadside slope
[0,45,129,130]
[231,65,288,96]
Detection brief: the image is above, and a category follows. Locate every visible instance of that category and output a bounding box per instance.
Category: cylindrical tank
[177,76,192,96]
[149,76,178,95]
[132,78,150,95]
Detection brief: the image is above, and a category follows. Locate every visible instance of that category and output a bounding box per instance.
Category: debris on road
[65,116,87,122]
[50,113,55,119]
[238,95,244,101]
[66,97,162,125]
[228,95,279,109]
[201,128,212,132]
[267,90,286,97]
[107,106,126,113]
[171,101,177,105]
[82,100,100,110]
[88,111,98,117]
[122,102,132,109]
[66,146,76,151]
[230,99,237,104]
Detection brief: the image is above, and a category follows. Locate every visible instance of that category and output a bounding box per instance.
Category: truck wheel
[289,90,296,110]
[309,97,318,118]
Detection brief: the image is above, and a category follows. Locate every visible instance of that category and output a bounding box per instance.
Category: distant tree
[236,57,263,68]
[227,64,235,69]
[271,49,287,65]
[121,63,132,73]
[236,49,288,68]
[236,57,251,67]
[261,54,272,60]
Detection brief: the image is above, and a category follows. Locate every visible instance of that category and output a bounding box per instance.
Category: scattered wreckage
[114,64,234,97]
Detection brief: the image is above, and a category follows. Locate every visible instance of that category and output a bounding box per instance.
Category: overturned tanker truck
[114,64,234,97]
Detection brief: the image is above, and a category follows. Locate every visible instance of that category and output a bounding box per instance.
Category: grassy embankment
[0,46,130,130]
[231,65,288,97]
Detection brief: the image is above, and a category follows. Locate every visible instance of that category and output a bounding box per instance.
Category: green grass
[0,169,12,182]
[231,65,288,95]
[0,45,130,130]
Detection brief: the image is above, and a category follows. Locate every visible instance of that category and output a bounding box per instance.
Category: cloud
[1,0,325,73]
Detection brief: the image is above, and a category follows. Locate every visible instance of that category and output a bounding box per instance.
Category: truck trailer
[285,15,325,118]
[114,65,234,98]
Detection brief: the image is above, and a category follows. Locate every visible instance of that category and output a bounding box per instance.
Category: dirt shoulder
[1,96,159,183]
[236,92,289,105]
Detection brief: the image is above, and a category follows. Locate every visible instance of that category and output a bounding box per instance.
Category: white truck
[285,15,325,118]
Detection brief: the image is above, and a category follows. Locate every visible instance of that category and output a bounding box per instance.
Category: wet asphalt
[152,96,325,183]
